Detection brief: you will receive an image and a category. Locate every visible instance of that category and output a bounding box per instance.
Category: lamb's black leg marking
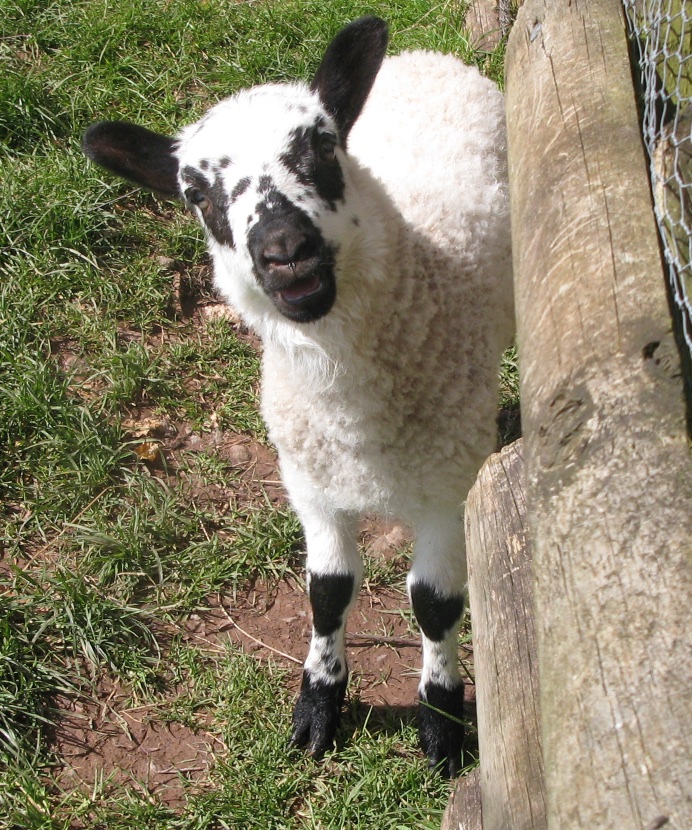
[309,572,355,637]
[290,571,355,757]
[410,580,466,778]
[410,582,465,643]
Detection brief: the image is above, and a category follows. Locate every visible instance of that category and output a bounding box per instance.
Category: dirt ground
[55,564,475,808]
[52,278,477,809]
[54,508,475,808]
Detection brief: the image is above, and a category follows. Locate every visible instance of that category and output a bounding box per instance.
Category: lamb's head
[82,17,388,327]
[175,85,348,325]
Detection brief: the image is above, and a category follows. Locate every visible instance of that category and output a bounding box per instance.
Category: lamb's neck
[262,221,414,391]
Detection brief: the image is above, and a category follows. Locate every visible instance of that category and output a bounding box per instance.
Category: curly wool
[259,51,513,519]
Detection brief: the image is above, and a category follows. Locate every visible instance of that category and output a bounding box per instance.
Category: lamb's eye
[187,188,210,211]
[317,133,337,163]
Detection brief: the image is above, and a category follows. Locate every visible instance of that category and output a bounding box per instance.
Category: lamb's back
[348,51,508,251]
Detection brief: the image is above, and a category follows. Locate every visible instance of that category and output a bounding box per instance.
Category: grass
[0,1,514,827]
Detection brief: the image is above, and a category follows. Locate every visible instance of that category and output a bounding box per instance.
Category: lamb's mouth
[271,268,336,323]
[277,273,322,305]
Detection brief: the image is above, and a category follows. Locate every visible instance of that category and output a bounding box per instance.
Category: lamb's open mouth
[248,207,337,323]
[277,273,322,305]
[268,266,336,323]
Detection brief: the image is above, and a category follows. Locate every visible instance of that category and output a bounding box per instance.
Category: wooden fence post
[443,441,545,830]
[505,1,692,827]
[466,441,545,830]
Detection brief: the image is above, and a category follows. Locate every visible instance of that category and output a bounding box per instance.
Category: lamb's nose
[261,226,316,268]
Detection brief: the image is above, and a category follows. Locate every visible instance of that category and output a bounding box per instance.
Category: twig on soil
[157,765,208,775]
[217,595,303,665]
[180,629,228,653]
[347,633,420,648]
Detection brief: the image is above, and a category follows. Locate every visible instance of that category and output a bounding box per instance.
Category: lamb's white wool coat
[253,53,513,521]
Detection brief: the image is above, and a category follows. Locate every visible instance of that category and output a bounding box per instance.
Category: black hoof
[289,671,347,759]
[418,681,465,778]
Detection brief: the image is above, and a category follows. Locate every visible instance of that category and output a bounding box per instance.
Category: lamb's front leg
[289,508,362,758]
[409,509,467,778]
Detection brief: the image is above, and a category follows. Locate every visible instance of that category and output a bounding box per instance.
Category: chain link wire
[623,0,692,370]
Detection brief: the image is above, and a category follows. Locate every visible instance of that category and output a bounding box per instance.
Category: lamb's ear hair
[310,16,388,140]
[82,121,180,197]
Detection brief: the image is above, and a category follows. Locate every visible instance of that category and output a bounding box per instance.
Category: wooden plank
[464,2,523,52]
[465,440,546,830]
[442,767,483,830]
[505,1,692,827]
[466,1,502,51]
[444,441,545,830]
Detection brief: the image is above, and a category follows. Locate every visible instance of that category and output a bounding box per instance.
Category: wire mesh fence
[623,0,692,386]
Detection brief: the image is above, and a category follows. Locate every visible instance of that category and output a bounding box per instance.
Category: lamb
[82,16,514,777]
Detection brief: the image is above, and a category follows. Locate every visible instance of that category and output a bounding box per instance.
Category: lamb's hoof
[289,671,347,759]
[418,681,465,778]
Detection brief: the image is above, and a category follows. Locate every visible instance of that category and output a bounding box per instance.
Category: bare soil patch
[55,690,219,810]
[54,522,475,807]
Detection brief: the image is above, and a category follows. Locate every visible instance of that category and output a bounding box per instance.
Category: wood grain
[467,440,546,830]
[444,441,546,830]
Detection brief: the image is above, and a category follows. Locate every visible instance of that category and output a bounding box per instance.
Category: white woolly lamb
[82,16,514,777]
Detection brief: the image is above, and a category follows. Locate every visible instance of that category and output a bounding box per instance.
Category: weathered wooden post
[504,1,692,827]
[444,440,547,830]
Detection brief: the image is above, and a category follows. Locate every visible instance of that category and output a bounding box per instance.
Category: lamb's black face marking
[181,166,209,194]
[279,121,345,210]
[230,176,251,204]
[208,156,233,179]
[181,164,234,248]
[248,187,337,323]
[257,174,274,195]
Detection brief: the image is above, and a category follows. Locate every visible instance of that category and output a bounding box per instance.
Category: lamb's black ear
[310,16,388,140]
[82,121,180,197]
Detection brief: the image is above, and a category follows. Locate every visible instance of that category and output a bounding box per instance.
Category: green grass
[0,0,513,826]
